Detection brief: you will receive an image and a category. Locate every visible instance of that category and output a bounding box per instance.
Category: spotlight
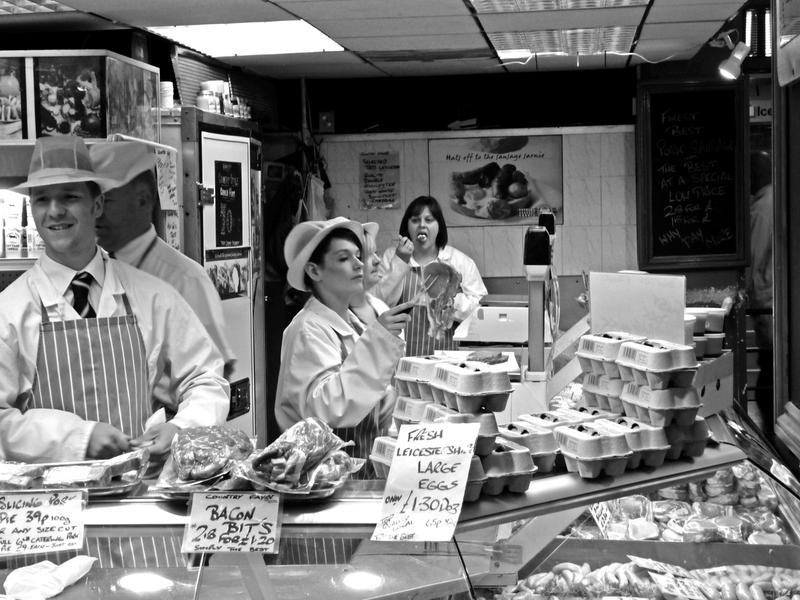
[715,30,750,79]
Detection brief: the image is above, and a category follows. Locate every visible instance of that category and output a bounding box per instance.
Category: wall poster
[215,160,243,247]
[360,151,400,208]
[0,57,24,140]
[34,56,105,138]
[106,55,158,142]
[428,135,563,226]
[206,247,250,300]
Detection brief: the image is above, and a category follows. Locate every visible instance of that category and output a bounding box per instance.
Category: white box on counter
[692,350,733,417]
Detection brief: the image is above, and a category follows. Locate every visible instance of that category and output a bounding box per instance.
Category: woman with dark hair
[275,217,412,477]
[376,195,487,356]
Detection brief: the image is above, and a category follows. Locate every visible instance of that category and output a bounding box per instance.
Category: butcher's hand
[377,301,413,336]
[395,236,414,263]
[131,422,180,458]
[87,423,131,459]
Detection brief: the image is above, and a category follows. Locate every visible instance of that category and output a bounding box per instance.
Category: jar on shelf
[196,90,214,112]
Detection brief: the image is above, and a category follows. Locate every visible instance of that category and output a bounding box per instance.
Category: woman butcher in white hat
[275,217,413,478]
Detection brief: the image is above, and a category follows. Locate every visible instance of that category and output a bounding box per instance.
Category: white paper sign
[155,147,179,211]
[589,502,612,537]
[628,555,691,578]
[182,492,281,553]
[0,490,86,555]
[372,422,479,542]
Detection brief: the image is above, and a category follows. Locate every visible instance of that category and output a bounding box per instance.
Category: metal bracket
[196,181,215,205]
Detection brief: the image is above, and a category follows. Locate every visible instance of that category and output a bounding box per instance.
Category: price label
[182,492,281,553]
[0,490,86,556]
[628,555,691,579]
[372,422,479,542]
[590,502,613,537]
[649,572,706,600]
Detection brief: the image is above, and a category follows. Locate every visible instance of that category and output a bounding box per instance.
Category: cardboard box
[693,350,733,417]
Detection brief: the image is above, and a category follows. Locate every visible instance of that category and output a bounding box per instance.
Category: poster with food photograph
[0,57,24,140]
[34,56,105,138]
[205,247,250,300]
[428,135,563,225]
[106,56,159,141]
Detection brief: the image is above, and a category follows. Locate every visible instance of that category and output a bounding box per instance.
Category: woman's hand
[87,423,131,459]
[395,236,414,263]
[377,301,414,335]
[131,422,180,458]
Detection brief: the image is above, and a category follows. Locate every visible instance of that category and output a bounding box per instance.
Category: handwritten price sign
[0,491,86,556]
[182,492,281,553]
[372,422,479,542]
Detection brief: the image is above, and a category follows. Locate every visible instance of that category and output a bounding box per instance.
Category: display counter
[2,412,796,600]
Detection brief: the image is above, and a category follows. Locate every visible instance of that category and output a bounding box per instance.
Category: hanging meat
[422,261,461,341]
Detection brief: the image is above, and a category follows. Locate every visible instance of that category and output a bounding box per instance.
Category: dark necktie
[70,271,96,318]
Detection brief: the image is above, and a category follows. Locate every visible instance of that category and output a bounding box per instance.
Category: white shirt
[375,244,487,321]
[111,225,236,368]
[0,248,230,461]
[275,296,404,432]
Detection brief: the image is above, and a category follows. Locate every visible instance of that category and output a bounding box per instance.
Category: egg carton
[620,384,702,428]
[480,440,537,495]
[552,407,608,424]
[665,416,709,460]
[578,390,624,414]
[574,405,622,421]
[420,404,499,456]
[617,339,698,374]
[394,356,451,400]
[592,417,670,469]
[561,449,632,479]
[463,456,488,502]
[431,361,512,396]
[430,386,511,414]
[518,410,586,430]
[498,421,558,454]
[554,421,629,457]
[392,395,434,428]
[616,362,697,390]
[576,331,647,377]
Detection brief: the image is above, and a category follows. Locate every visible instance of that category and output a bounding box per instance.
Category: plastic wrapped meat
[250,417,350,487]
[171,426,253,481]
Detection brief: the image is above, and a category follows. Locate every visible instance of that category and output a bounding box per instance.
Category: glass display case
[2,409,796,599]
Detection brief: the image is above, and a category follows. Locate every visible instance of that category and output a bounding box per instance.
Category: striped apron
[28,293,149,438]
[402,266,457,357]
[331,319,382,481]
[6,289,189,569]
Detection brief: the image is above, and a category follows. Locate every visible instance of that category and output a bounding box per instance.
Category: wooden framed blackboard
[637,81,747,270]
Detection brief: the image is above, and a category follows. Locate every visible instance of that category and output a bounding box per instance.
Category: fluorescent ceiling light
[0,0,74,14]
[471,0,647,13]
[148,21,343,57]
[489,26,636,55]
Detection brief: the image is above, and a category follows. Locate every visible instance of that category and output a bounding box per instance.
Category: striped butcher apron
[331,318,382,481]
[4,289,190,569]
[402,265,457,357]
[28,293,148,437]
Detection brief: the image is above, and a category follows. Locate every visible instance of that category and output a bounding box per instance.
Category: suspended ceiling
[5,0,749,79]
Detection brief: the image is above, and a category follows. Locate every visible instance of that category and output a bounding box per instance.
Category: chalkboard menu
[637,81,747,270]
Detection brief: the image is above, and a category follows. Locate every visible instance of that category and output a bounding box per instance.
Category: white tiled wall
[320,127,637,277]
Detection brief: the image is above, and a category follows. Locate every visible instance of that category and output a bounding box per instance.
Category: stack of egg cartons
[616,338,709,464]
[575,332,646,414]
[370,356,450,476]
[685,307,727,360]
[426,362,536,498]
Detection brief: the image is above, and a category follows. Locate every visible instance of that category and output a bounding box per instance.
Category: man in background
[748,150,774,436]
[91,141,236,388]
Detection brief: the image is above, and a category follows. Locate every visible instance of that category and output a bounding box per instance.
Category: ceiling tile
[61,0,292,26]
[316,16,479,38]
[647,3,741,23]
[224,51,386,79]
[342,33,490,52]
[639,21,724,41]
[477,6,646,31]
[272,0,469,19]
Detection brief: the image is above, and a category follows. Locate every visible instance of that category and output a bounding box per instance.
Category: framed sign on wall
[637,80,747,270]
